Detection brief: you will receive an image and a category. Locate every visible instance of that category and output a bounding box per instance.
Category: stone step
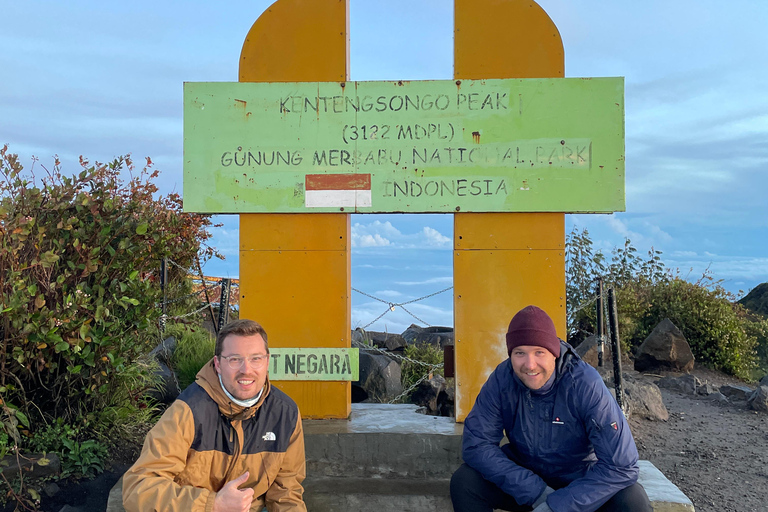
[303,476,451,511]
[304,404,463,479]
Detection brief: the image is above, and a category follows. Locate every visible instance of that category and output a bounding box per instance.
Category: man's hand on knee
[212,472,254,512]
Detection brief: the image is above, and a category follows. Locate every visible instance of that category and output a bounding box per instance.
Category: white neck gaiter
[219,374,263,408]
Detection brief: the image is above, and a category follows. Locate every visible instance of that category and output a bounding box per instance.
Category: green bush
[0,146,220,432]
[634,278,757,380]
[565,227,761,380]
[167,324,216,389]
[400,343,444,400]
[27,418,108,478]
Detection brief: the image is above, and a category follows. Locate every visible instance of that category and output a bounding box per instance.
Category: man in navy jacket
[451,305,652,512]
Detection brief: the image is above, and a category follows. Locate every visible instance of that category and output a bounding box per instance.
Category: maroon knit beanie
[505,305,561,357]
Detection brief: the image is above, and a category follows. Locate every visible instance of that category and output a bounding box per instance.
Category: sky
[2,0,766,334]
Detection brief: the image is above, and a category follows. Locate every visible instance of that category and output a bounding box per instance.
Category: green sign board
[184,78,624,213]
[268,348,359,381]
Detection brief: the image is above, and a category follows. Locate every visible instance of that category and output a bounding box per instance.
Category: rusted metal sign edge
[183,77,625,214]
[268,347,359,381]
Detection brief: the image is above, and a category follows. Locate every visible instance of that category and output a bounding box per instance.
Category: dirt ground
[630,368,768,512]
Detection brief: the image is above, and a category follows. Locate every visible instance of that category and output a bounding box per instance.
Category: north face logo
[262,432,276,441]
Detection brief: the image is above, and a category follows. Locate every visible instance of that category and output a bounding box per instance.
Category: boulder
[656,374,701,395]
[401,325,454,348]
[720,384,753,401]
[354,352,402,402]
[706,392,729,403]
[622,379,669,421]
[747,386,768,413]
[147,337,181,404]
[634,319,695,373]
[760,374,768,387]
[147,360,181,404]
[149,336,177,365]
[410,374,455,417]
[696,383,718,396]
[411,374,446,415]
[351,328,406,351]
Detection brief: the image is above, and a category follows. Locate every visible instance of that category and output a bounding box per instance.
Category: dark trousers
[450,463,653,512]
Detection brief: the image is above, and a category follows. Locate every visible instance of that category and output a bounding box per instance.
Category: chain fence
[352,286,452,329]
[351,286,452,402]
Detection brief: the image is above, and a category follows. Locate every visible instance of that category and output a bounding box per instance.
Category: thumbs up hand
[212,472,254,512]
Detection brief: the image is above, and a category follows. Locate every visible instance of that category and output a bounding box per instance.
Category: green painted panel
[184,78,624,213]
[268,348,359,381]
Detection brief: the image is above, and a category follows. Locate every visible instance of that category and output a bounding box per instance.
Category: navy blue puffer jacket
[462,341,639,512]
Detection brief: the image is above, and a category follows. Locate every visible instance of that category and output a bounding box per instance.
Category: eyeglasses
[219,354,269,370]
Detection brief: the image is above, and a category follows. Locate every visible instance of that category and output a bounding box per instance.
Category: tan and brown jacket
[122,360,306,512]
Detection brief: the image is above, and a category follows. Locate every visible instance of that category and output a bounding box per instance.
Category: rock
[656,374,701,395]
[410,374,446,415]
[410,374,455,417]
[706,392,729,403]
[354,352,402,402]
[696,383,718,396]
[146,336,181,403]
[149,336,177,365]
[623,380,669,421]
[401,324,454,348]
[747,385,768,412]
[437,382,455,417]
[720,384,753,401]
[634,319,695,373]
[146,360,181,404]
[0,452,60,480]
[351,328,406,351]
[760,374,768,387]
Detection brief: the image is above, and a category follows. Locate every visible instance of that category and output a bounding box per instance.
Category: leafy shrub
[0,146,220,431]
[400,343,444,399]
[60,438,109,478]
[166,323,216,389]
[566,227,761,380]
[633,278,757,379]
[27,418,108,478]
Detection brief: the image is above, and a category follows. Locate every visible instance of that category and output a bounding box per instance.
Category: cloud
[351,219,452,250]
[354,233,392,247]
[373,290,403,298]
[422,226,451,247]
[394,276,453,286]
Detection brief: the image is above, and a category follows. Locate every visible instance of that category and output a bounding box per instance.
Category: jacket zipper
[224,417,242,481]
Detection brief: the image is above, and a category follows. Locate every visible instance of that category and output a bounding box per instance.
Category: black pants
[450,463,653,512]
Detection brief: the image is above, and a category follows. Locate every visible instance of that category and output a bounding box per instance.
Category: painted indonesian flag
[304,173,372,208]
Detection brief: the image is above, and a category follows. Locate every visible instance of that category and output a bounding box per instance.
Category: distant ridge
[738,282,768,317]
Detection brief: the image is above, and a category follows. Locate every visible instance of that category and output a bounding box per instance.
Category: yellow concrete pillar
[239,0,351,419]
[454,0,566,421]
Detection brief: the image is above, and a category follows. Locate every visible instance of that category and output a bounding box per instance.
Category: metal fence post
[596,277,604,367]
[160,257,168,333]
[217,278,231,331]
[607,287,624,413]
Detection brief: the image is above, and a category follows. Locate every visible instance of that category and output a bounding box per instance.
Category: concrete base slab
[108,404,695,512]
[638,460,695,512]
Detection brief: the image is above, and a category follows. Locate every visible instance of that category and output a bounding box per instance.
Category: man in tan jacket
[123,319,306,512]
